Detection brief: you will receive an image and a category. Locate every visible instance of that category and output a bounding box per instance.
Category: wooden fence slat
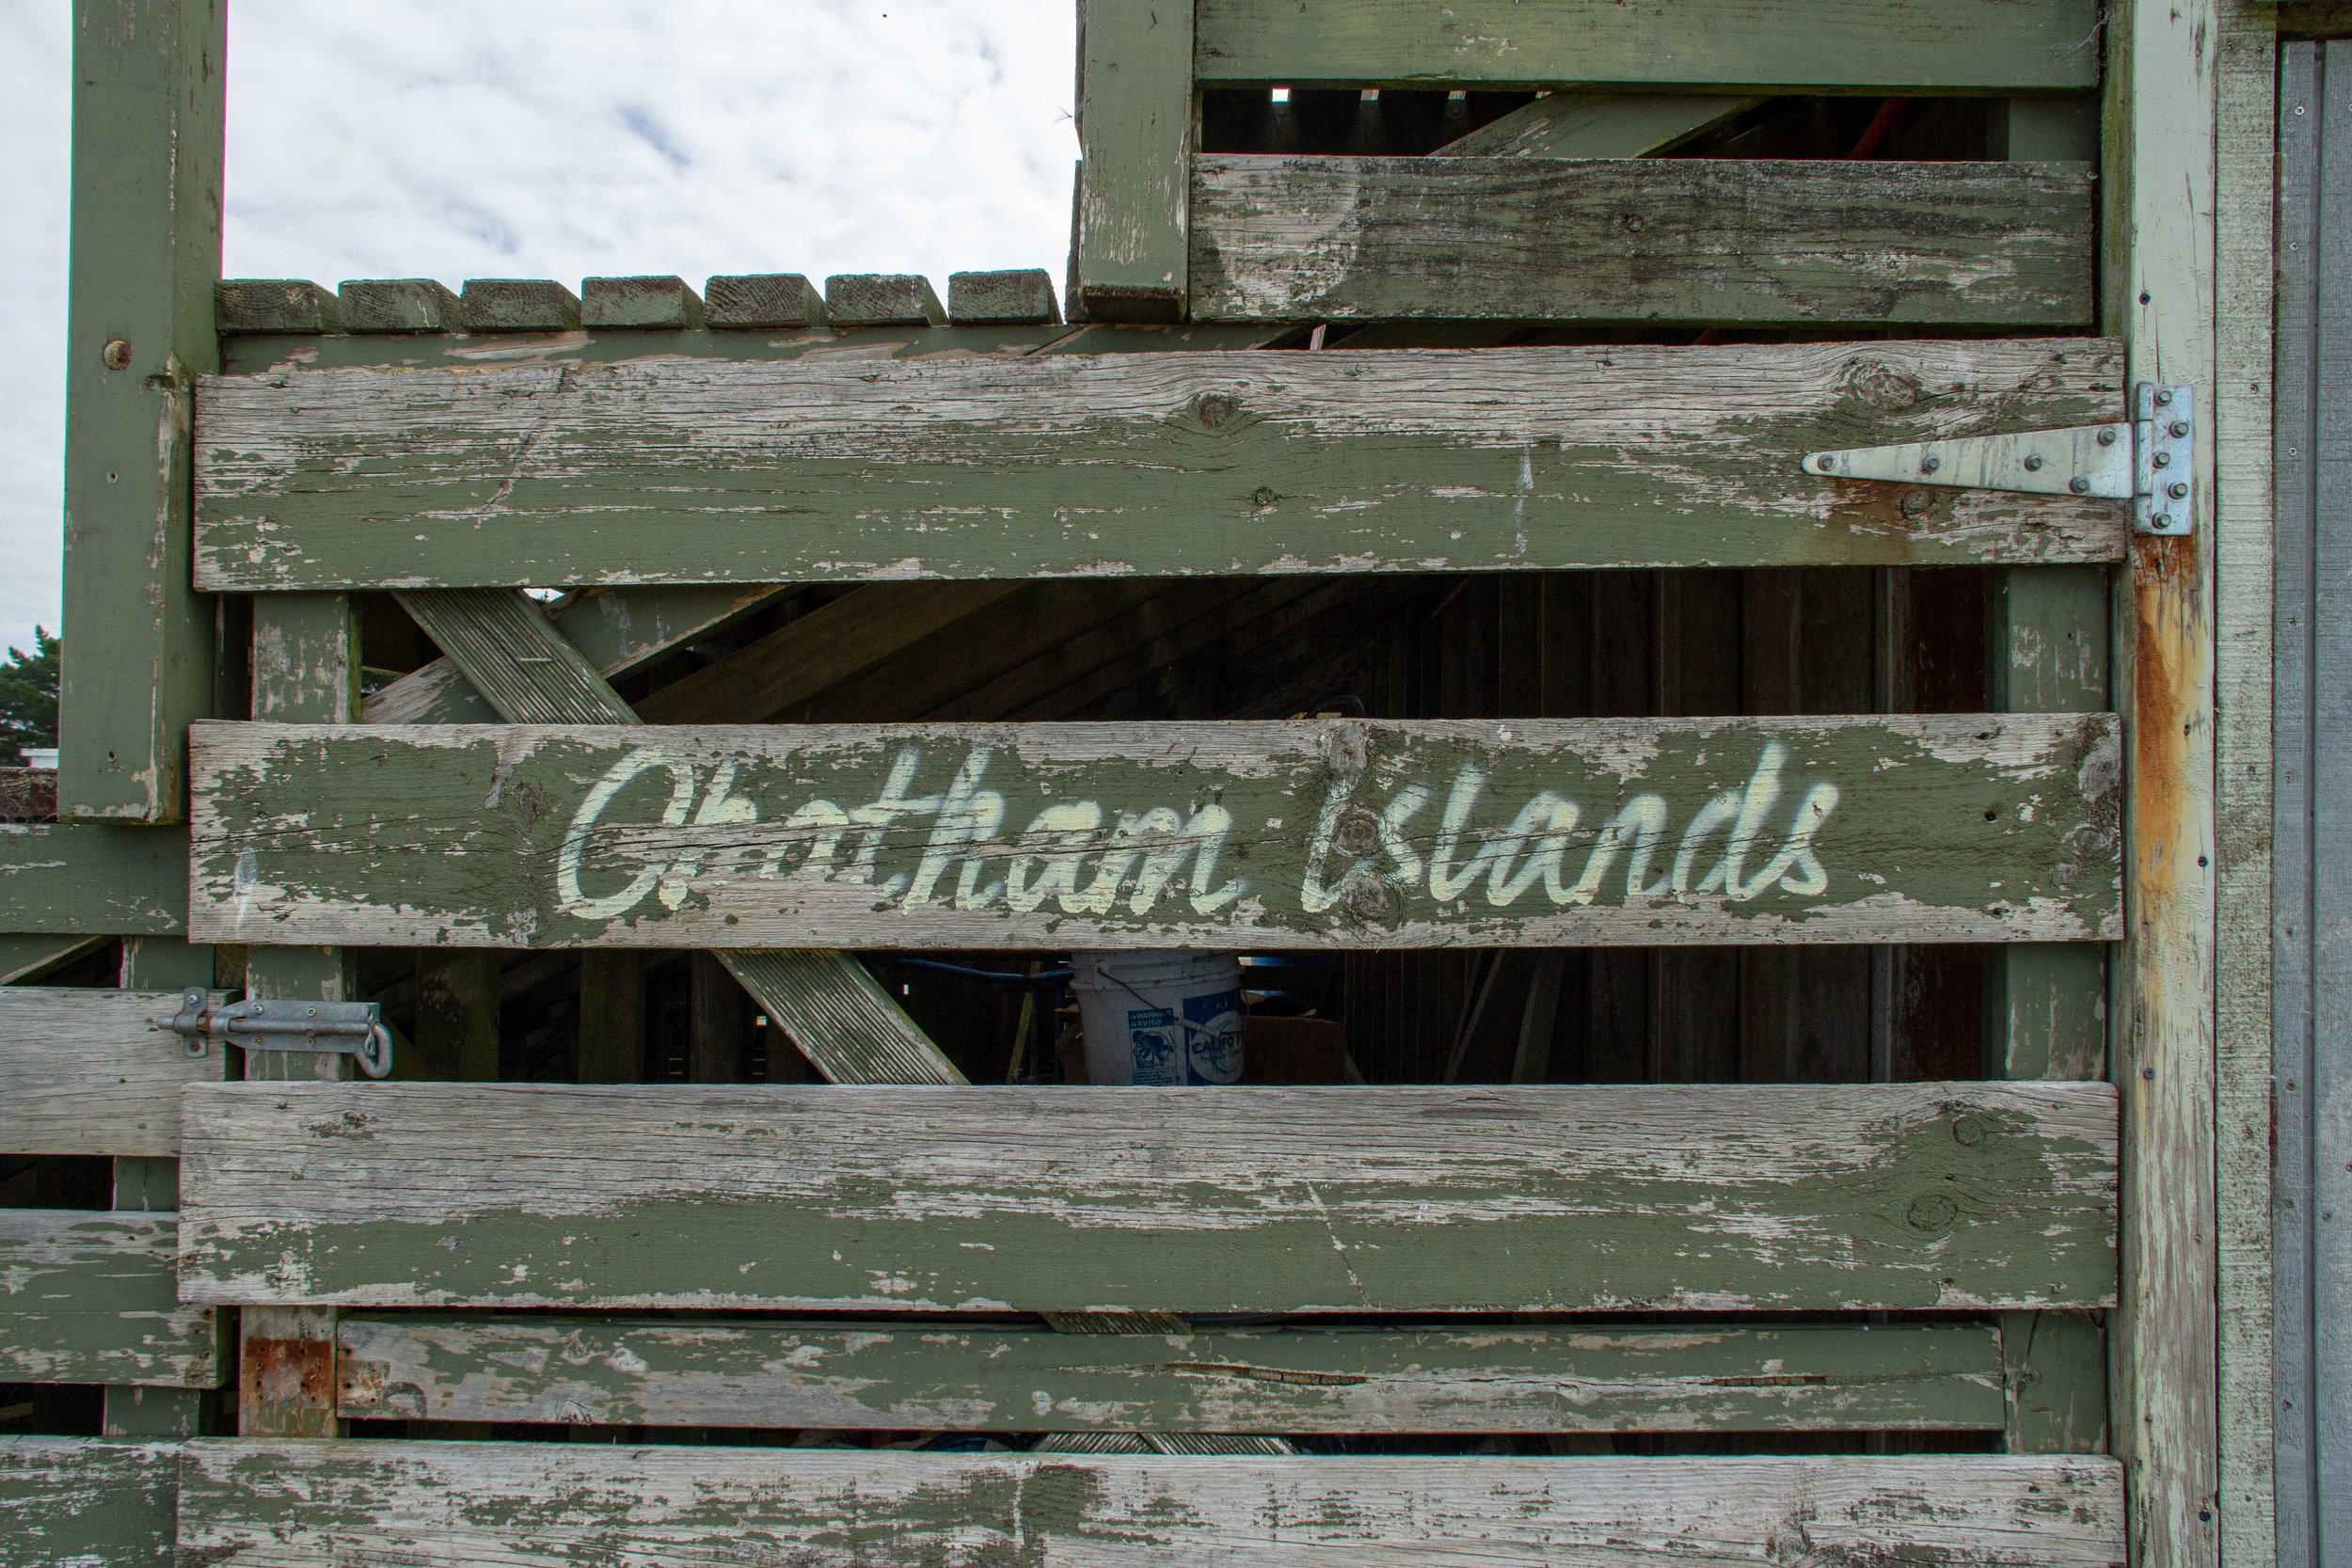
[193,339,2128,591]
[0,1210,223,1387]
[175,1442,2126,1568]
[187,715,2123,952]
[0,1437,179,1568]
[0,987,226,1157]
[1189,156,2094,326]
[176,1081,2117,1313]
[1193,0,2101,91]
[334,1314,2005,1433]
[0,824,186,935]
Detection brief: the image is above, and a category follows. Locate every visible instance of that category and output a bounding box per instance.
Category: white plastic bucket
[1071,951,1246,1085]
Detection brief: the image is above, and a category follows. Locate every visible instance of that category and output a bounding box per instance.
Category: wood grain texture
[1194,0,2102,90]
[2106,0,2223,1561]
[175,1441,2127,1567]
[186,715,2123,952]
[0,986,226,1156]
[0,1437,178,1568]
[0,1209,222,1386]
[1189,156,2094,327]
[0,823,186,936]
[56,0,223,823]
[394,589,634,724]
[334,1314,2005,1433]
[193,339,2130,591]
[2213,8,2279,1565]
[1073,0,1194,320]
[177,1080,2118,1312]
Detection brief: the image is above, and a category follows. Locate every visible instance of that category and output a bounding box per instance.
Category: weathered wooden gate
[2,0,2293,1562]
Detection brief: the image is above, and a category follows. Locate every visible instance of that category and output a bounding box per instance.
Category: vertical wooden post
[57,0,224,822]
[102,934,217,1437]
[2106,0,2222,1559]
[689,953,748,1083]
[416,951,501,1081]
[1073,0,1196,321]
[239,594,361,1439]
[577,953,645,1083]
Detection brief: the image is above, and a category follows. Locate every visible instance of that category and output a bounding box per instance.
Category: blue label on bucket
[1182,988,1246,1085]
[1122,1006,1184,1085]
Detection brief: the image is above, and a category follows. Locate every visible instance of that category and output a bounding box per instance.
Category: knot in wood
[1905,1193,1959,1231]
[1336,809,1380,857]
[1317,721,1368,778]
[1848,360,1921,412]
[1197,393,1238,429]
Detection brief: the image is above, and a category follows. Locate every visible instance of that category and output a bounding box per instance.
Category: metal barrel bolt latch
[156,988,395,1078]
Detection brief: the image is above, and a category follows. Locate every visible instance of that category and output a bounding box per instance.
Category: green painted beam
[0,1438,178,1568]
[335,1314,2005,1433]
[186,714,2122,952]
[193,338,2127,591]
[1188,157,2094,326]
[1073,0,1196,320]
[0,824,185,935]
[1193,0,2101,89]
[177,1080,2118,1314]
[0,1210,222,1386]
[57,0,225,822]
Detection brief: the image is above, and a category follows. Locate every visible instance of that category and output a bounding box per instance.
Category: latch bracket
[156,989,393,1078]
[1802,382,2195,537]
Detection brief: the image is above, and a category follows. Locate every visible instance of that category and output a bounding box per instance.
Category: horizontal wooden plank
[336,1314,2005,1433]
[0,1210,223,1386]
[187,715,2123,951]
[176,1442,2126,1567]
[1193,0,2101,90]
[0,824,185,936]
[193,339,2127,591]
[0,987,228,1156]
[0,1437,179,1568]
[178,1081,2117,1312]
[1191,157,2095,327]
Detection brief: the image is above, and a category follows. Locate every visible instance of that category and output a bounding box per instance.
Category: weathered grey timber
[1073,0,1194,320]
[458,279,580,333]
[192,339,2129,591]
[0,1210,221,1386]
[335,1314,2004,1433]
[946,268,1060,325]
[824,274,944,327]
[56,0,223,821]
[1190,157,2095,326]
[186,715,2122,951]
[341,278,459,332]
[580,276,703,330]
[0,1438,178,1568]
[1193,0,2100,90]
[177,1081,2116,1312]
[215,278,341,333]
[2273,40,2349,1567]
[0,987,226,1156]
[175,1442,2126,1567]
[0,824,186,935]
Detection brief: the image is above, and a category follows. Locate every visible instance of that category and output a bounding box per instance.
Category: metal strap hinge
[1802,382,2196,537]
[155,989,394,1078]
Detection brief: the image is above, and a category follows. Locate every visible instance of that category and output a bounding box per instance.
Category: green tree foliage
[0,628,60,767]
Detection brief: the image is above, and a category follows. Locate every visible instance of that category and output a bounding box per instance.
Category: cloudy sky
[0,1,1076,658]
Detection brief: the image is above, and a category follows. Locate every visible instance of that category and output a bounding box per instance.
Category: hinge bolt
[2170,420,2189,438]
[2097,427,2120,446]
[2022,454,2043,471]
[1816,455,1837,472]
[2154,388,2173,406]
[1919,455,1940,474]
[2153,451,2171,468]
[101,339,133,371]
[2169,481,2189,499]
[2070,477,2090,494]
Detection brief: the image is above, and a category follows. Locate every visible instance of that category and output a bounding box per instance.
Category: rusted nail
[102,339,132,371]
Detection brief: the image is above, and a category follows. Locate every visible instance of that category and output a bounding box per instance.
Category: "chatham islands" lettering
[553,742,1839,926]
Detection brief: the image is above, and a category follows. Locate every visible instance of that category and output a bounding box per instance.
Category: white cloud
[0,0,1077,655]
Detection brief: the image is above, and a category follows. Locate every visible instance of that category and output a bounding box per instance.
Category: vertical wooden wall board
[238,595,362,1441]
[0,1437,179,1568]
[2269,47,2319,1568]
[2210,3,2281,1563]
[2106,0,2224,1560]
[1073,0,1195,321]
[57,0,223,822]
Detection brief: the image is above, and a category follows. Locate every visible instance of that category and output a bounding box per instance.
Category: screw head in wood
[101,338,132,370]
